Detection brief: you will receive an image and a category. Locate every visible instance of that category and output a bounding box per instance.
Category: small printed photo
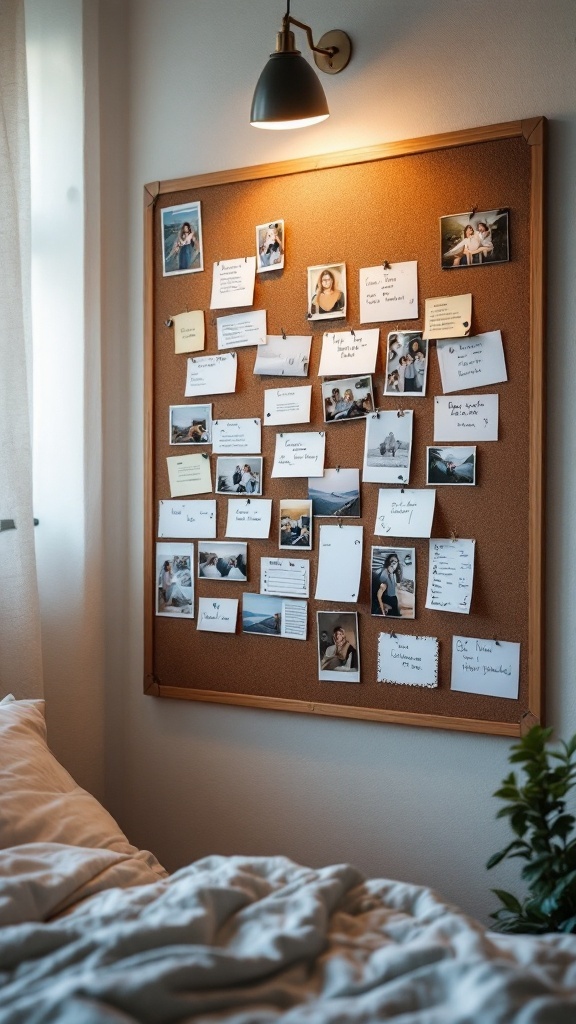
[371,546,415,619]
[307,263,347,321]
[427,446,476,485]
[161,201,203,277]
[256,219,284,273]
[279,499,312,550]
[384,332,428,397]
[322,375,374,422]
[169,404,212,445]
[216,457,263,495]
[156,543,194,617]
[440,209,509,269]
[309,468,360,518]
[363,409,413,485]
[242,593,283,635]
[198,541,247,581]
[317,611,360,683]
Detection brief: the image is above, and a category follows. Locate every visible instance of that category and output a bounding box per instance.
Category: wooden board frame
[143,118,546,737]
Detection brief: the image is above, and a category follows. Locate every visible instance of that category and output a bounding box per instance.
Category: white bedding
[2,842,576,1023]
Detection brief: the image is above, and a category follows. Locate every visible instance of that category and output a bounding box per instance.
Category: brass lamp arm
[282,14,338,59]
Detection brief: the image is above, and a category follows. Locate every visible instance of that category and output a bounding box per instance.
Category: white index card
[451,636,520,700]
[264,385,312,426]
[377,634,439,688]
[375,489,436,538]
[434,394,499,441]
[217,309,267,350]
[315,524,363,603]
[212,419,261,454]
[260,557,310,598]
[359,261,418,323]
[253,335,312,377]
[225,498,272,539]
[425,538,475,614]
[185,352,237,397]
[318,329,379,377]
[210,257,256,309]
[271,431,325,478]
[158,499,216,539]
[436,331,507,393]
[197,597,238,633]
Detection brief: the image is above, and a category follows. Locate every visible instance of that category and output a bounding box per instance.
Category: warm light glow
[250,113,329,130]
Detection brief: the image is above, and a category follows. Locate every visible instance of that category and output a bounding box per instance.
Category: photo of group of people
[317,612,360,683]
[440,209,509,269]
[198,542,247,581]
[169,404,212,445]
[427,447,476,485]
[161,201,203,277]
[322,375,374,422]
[370,547,416,619]
[216,457,263,495]
[384,332,428,396]
[279,500,312,550]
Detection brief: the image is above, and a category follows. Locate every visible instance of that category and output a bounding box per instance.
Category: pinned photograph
[169,404,212,445]
[198,541,247,581]
[384,332,428,397]
[308,468,360,518]
[363,409,413,485]
[256,219,284,272]
[317,611,360,683]
[440,209,509,269]
[279,499,312,550]
[307,263,347,321]
[371,546,415,619]
[216,457,263,495]
[322,375,374,422]
[161,200,203,276]
[156,543,194,617]
[427,446,476,485]
[242,593,307,641]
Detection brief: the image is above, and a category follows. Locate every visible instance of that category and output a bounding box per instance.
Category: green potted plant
[487,725,576,933]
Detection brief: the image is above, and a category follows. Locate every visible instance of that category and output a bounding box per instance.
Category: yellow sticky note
[423,294,472,340]
[167,453,212,497]
[173,310,205,354]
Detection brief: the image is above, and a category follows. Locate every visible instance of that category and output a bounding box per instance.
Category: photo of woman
[307,263,347,320]
[317,611,360,683]
[161,200,203,276]
[198,542,247,581]
[216,457,263,495]
[256,219,285,272]
[371,547,415,619]
[155,543,194,616]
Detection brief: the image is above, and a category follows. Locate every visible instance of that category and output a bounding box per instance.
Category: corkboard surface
[146,128,544,732]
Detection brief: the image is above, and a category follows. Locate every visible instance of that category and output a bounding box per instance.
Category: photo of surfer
[308,469,360,518]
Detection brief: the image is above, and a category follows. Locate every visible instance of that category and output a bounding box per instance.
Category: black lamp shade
[250,50,329,129]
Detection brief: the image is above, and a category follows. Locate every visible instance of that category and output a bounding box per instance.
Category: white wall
[99,0,576,924]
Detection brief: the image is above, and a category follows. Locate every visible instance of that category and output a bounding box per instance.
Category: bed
[2,697,576,1023]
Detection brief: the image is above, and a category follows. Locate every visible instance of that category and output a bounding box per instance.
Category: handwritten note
[253,335,312,377]
[436,331,507,393]
[210,257,256,309]
[424,294,472,339]
[359,262,418,323]
[318,329,379,376]
[197,597,238,633]
[173,310,205,354]
[271,431,325,479]
[166,454,212,498]
[212,419,261,454]
[264,386,312,426]
[158,499,216,539]
[434,394,499,441]
[451,636,521,699]
[315,525,363,602]
[260,557,310,598]
[374,489,436,538]
[425,538,475,614]
[377,634,439,688]
[225,498,272,539]
[217,309,266,349]
[185,353,237,397]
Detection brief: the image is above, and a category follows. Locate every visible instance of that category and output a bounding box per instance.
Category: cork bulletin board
[143,118,545,737]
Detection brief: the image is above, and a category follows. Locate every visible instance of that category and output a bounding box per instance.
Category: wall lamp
[250,1,352,130]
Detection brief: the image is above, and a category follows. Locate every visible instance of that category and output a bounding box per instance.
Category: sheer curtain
[0,0,43,699]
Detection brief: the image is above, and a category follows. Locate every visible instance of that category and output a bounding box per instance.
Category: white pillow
[0,698,165,876]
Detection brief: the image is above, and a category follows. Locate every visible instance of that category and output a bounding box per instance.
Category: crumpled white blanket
[2,843,576,1023]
